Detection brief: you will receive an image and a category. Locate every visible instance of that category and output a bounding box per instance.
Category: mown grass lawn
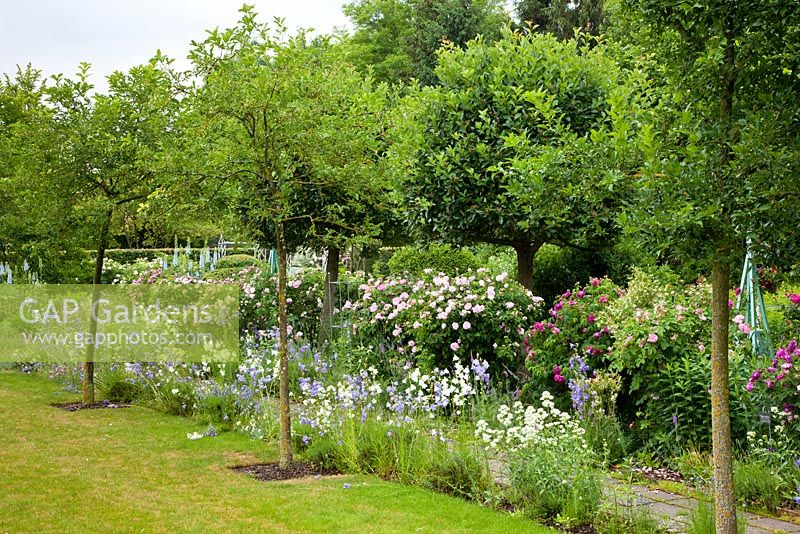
[0,372,552,533]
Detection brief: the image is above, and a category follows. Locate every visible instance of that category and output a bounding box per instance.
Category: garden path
[603,479,800,534]
[487,460,800,533]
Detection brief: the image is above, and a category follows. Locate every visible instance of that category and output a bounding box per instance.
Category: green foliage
[401,27,635,287]
[508,443,603,524]
[214,254,264,271]
[601,268,711,391]
[424,444,494,502]
[524,277,619,394]
[187,9,390,254]
[386,243,478,276]
[686,500,746,534]
[471,245,517,278]
[530,244,604,304]
[240,268,329,342]
[96,366,142,403]
[347,271,543,376]
[514,0,606,40]
[619,0,800,273]
[593,501,665,534]
[344,0,507,85]
[582,413,628,466]
[733,459,785,511]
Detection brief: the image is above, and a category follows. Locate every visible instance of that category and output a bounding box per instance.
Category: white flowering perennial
[474,391,588,453]
[297,356,491,439]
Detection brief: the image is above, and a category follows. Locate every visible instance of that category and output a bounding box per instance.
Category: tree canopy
[400,28,636,289]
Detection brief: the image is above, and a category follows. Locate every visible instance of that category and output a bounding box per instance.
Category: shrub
[523,277,619,404]
[386,243,479,277]
[240,268,327,341]
[215,253,264,271]
[530,244,601,305]
[600,267,712,392]
[346,271,543,377]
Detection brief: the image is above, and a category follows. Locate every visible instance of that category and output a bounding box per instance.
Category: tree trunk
[711,260,736,532]
[83,210,112,404]
[319,245,340,346]
[711,13,738,533]
[512,241,541,291]
[277,222,293,468]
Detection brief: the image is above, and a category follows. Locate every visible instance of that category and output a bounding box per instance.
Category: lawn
[0,372,552,533]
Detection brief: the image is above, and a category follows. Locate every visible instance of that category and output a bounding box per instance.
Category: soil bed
[232,462,340,481]
[51,400,131,411]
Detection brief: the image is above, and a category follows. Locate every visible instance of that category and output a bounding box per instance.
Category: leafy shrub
[471,244,517,278]
[601,267,712,391]
[386,243,479,277]
[523,277,619,403]
[215,253,264,271]
[240,268,327,341]
[346,270,543,377]
[530,244,602,305]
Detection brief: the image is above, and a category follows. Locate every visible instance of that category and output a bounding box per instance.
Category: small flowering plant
[746,340,799,442]
[474,390,587,453]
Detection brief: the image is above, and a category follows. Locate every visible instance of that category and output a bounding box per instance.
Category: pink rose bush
[523,277,618,392]
[345,270,543,377]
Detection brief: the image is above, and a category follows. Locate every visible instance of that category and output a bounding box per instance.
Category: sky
[0,0,352,92]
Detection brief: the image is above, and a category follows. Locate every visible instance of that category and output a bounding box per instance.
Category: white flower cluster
[474,391,587,453]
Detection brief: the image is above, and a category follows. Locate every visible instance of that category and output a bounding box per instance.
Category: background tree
[187,7,390,466]
[400,29,634,290]
[616,1,800,530]
[13,58,185,402]
[514,0,606,39]
[344,0,507,85]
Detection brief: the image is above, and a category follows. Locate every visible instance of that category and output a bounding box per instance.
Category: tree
[344,0,507,85]
[514,0,606,39]
[187,7,390,466]
[400,28,633,289]
[617,1,800,530]
[14,58,185,402]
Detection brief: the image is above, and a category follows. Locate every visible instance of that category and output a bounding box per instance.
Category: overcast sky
[0,0,351,91]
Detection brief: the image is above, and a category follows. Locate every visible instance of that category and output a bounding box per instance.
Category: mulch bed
[50,400,131,412]
[232,462,340,481]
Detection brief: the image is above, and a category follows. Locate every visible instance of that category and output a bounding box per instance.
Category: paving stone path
[487,459,800,533]
[604,479,800,534]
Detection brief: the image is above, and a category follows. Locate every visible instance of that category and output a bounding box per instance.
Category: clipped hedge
[385,243,479,277]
